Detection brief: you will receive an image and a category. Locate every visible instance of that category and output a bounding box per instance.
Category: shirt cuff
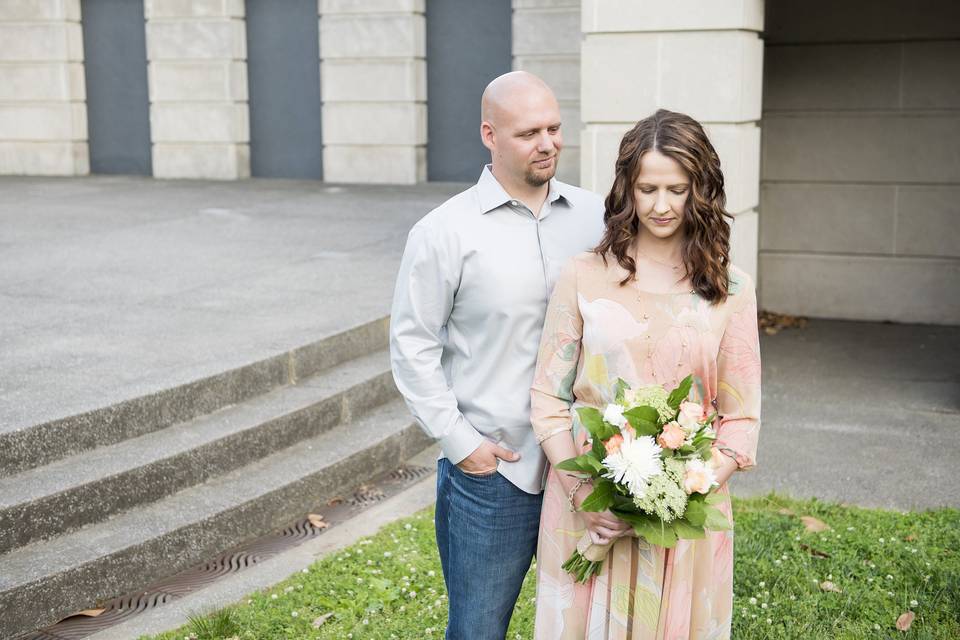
[439,419,486,465]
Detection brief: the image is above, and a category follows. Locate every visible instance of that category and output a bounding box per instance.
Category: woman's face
[632,150,689,242]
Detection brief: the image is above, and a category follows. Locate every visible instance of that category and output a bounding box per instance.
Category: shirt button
[510,200,518,206]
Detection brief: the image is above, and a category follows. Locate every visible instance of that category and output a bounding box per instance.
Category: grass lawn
[146,494,959,640]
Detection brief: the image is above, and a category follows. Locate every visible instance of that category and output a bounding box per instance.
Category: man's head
[480,71,562,189]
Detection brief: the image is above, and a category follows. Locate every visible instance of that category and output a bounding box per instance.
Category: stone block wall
[145,0,249,179]
[0,0,88,175]
[319,0,426,184]
[511,0,581,185]
[760,0,960,324]
[579,0,764,280]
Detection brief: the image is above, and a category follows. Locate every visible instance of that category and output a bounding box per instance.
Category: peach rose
[604,434,624,454]
[677,401,706,434]
[656,421,685,450]
[683,459,718,494]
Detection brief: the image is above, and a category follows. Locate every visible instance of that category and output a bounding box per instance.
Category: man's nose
[536,132,554,152]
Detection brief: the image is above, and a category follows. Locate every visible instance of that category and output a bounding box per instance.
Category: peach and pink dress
[530,252,762,640]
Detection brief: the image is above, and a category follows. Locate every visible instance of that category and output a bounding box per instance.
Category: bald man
[390,71,604,639]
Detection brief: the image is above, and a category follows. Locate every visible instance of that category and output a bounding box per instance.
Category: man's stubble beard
[524,157,559,187]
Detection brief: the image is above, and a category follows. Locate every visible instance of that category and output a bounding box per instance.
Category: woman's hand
[573,483,632,544]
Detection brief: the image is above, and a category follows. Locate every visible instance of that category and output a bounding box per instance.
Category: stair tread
[0,397,415,590]
[0,349,390,509]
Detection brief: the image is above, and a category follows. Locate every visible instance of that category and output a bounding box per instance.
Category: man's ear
[480,121,496,152]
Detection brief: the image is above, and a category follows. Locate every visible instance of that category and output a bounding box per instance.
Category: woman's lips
[650,216,674,224]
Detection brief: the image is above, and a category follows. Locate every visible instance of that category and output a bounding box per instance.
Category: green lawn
[146,495,959,640]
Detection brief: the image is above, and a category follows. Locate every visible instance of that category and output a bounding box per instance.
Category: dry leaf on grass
[307,513,329,529]
[759,310,809,335]
[800,544,831,559]
[313,612,335,628]
[777,507,796,516]
[801,516,831,532]
[905,534,917,542]
[896,611,915,631]
[327,496,344,507]
[819,581,842,593]
[75,608,105,617]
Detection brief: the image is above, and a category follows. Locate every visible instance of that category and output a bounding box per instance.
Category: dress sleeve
[714,273,762,470]
[530,258,583,444]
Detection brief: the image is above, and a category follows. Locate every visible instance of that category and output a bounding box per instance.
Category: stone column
[580,0,764,280]
[145,0,249,179]
[0,0,87,175]
[319,0,426,184]
[512,0,582,185]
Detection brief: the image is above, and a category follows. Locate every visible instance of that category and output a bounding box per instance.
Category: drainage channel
[20,464,435,640]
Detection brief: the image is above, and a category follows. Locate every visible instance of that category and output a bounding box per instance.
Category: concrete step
[0,317,390,478]
[0,397,432,639]
[0,349,396,556]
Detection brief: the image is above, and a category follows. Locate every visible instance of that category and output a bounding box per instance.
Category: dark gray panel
[246,0,323,179]
[81,0,152,175]
[426,0,512,182]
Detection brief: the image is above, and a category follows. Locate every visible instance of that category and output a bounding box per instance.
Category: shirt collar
[476,164,571,215]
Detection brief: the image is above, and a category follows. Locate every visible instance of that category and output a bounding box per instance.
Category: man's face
[484,89,563,187]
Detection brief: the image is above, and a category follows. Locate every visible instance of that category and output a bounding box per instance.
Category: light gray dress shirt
[390,165,605,494]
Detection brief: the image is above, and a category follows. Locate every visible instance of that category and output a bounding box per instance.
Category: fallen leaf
[327,496,344,506]
[905,534,917,542]
[800,544,831,558]
[777,508,796,516]
[801,516,830,532]
[75,608,105,617]
[819,581,842,593]
[307,513,329,530]
[896,611,915,631]
[764,327,779,335]
[312,612,334,628]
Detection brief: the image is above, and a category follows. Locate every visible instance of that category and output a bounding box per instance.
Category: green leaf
[613,378,631,403]
[634,518,678,547]
[685,499,706,526]
[704,491,726,505]
[703,505,733,531]
[579,479,615,512]
[673,519,707,540]
[667,375,693,410]
[624,405,659,425]
[555,454,601,475]
[576,407,617,441]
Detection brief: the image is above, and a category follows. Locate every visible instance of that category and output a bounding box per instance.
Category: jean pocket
[458,466,499,479]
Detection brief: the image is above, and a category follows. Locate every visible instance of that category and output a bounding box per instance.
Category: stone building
[0,0,957,324]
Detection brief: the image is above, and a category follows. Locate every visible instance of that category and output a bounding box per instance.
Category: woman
[530,109,761,639]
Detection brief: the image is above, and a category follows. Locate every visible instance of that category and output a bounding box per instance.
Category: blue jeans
[435,457,543,640]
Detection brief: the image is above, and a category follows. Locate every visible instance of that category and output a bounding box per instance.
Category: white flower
[911,599,918,607]
[748,597,757,605]
[683,458,718,494]
[603,403,628,428]
[602,434,663,496]
[291,611,299,618]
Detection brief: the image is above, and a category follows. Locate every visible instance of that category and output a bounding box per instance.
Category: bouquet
[558,375,731,583]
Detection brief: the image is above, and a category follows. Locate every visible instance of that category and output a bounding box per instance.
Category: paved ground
[1,176,957,509]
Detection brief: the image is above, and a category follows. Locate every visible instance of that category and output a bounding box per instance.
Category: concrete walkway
[1,176,957,509]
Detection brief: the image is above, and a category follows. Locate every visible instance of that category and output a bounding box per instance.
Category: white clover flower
[428,570,436,577]
[363,619,369,625]
[761,603,768,609]
[911,599,919,607]
[749,597,757,605]
[291,611,299,618]
[886,574,893,580]
[409,591,418,598]
[384,551,392,557]
[271,594,278,600]
[405,523,412,530]
[603,434,663,496]
[603,403,628,427]
[759,581,766,588]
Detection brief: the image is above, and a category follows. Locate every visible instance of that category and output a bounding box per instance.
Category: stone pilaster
[0,0,88,175]
[512,0,582,185]
[320,0,426,184]
[145,0,249,179]
[580,0,764,280]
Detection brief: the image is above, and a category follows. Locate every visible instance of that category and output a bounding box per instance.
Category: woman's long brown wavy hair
[594,109,733,304]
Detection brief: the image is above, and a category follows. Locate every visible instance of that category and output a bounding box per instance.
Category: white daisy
[603,433,663,496]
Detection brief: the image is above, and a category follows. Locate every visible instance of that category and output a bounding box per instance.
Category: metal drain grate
[19,463,434,640]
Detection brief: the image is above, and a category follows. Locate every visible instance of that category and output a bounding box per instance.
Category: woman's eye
[671,189,687,195]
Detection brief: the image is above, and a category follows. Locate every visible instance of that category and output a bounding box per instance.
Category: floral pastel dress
[530,252,762,640]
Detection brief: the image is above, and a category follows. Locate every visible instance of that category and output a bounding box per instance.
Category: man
[390,71,604,639]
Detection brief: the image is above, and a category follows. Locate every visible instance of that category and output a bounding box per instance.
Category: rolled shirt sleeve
[389,223,485,464]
